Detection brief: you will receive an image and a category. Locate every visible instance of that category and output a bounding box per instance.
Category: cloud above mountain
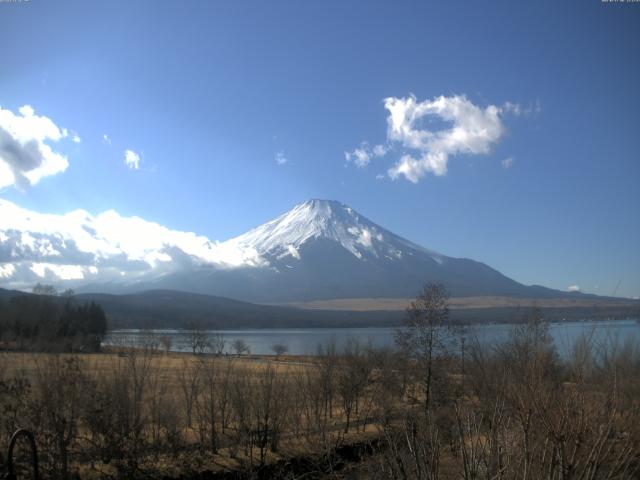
[0,198,442,291]
[275,150,288,165]
[347,94,512,183]
[0,198,265,290]
[344,142,387,168]
[124,149,141,169]
[386,95,505,182]
[0,105,71,189]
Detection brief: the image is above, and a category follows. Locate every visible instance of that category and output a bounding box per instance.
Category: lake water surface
[104,319,640,356]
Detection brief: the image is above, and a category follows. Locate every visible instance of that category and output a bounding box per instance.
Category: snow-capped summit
[0,197,570,302]
[225,199,443,263]
[198,198,548,302]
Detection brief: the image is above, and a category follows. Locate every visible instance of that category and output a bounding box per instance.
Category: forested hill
[0,288,107,351]
[1,288,638,333]
[73,289,402,329]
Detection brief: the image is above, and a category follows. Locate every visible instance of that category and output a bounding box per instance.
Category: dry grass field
[284,295,639,311]
[2,314,640,479]
[0,347,391,479]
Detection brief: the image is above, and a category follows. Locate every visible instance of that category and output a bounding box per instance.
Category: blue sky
[0,0,639,297]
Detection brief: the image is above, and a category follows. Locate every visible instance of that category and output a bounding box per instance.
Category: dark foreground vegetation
[0,284,639,479]
[0,284,107,352]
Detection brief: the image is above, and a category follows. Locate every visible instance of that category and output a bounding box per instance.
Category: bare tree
[271,343,288,358]
[336,338,371,433]
[81,347,156,478]
[184,322,210,355]
[317,339,338,422]
[395,283,451,414]
[30,355,87,480]
[210,332,226,356]
[232,338,250,356]
[178,358,201,429]
[159,335,172,354]
[252,365,289,463]
[195,355,221,453]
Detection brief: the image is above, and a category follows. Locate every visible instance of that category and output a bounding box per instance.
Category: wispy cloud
[102,133,112,146]
[275,150,288,165]
[344,141,387,168]
[502,99,542,117]
[502,157,514,169]
[124,149,141,170]
[0,104,70,190]
[568,285,580,292]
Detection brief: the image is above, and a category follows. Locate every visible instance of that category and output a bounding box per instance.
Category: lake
[104,319,640,356]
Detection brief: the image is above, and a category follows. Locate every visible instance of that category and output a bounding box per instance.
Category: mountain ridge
[0,198,621,303]
[101,199,599,302]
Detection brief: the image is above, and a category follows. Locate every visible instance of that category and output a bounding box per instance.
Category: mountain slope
[124,200,578,302]
[73,290,405,328]
[1,198,598,303]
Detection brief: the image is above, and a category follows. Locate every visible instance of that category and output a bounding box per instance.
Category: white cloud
[124,149,140,170]
[275,150,288,165]
[0,198,267,289]
[568,285,580,292]
[72,133,81,144]
[384,95,506,182]
[0,104,70,189]
[372,144,387,157]
[502,157,514,169]
[344,142,387,168]
[286,244,300,259]
[0,263,15,279]
[503,100,542,117]
[344,147,370,167]
[102,133,112,146]
[502,101,522,116]
[31,263,86,281]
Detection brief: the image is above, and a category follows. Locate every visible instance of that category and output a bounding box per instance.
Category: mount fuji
[110,199,568,303]
[0,197,582,302]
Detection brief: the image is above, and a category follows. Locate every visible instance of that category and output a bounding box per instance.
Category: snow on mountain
[0,197,567,301]
[225,199,444,264]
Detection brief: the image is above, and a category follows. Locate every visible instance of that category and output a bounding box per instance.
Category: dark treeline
[1,287,637,331]
[70,289,640,330]
[0,284,107,352]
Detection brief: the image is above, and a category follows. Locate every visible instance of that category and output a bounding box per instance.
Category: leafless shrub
[29,355,88,480]
[210,332,226,356]
[231,338,250,356]
[272,343,288,357]
[337,338,372,433]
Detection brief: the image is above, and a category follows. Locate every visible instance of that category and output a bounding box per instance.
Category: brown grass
[281,295,638,311]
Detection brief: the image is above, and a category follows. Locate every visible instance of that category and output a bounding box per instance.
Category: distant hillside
[2,288,637,330]
[74,289,403,329]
